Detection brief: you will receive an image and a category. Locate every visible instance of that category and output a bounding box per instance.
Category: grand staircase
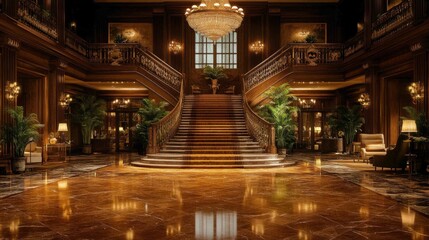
[132,94,287,168]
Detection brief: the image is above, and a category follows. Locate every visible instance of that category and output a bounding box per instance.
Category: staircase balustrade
[371,0,413,42]
[243,45,293,92]
[17,0,58,39]
[147,83,184,154]
[242,79,277,154]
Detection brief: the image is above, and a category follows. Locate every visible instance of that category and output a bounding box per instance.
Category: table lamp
[58,123,68,143]
[401,119,417,138]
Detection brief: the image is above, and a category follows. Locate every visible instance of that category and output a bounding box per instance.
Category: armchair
[372,134,409,171]
[359,133,387,162]
[24,142,43,163]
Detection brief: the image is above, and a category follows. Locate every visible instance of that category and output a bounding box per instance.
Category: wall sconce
[70,21,77,31]
[249,41,264,54]
[299,98,316,109]
[408,82,424,104]
[112,98,130,108]
[357,93,370,109]
[5,81,20,102]
[59,93,73,108]
[168,41,182,54]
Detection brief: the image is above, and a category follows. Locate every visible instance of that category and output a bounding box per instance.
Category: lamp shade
[58,123,68,132]
[401,120,417,133]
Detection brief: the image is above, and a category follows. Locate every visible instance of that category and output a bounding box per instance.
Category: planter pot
[278,148,287,155]
[13,157,26,173]
[82,144,92,154]
[211,79,219,94]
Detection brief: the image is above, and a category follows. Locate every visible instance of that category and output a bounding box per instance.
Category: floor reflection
[0,159,429,239]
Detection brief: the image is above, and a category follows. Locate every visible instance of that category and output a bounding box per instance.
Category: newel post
[269,126,277,154]
[147,126,157,154]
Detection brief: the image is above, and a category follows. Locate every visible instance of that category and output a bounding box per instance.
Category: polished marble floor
[0,153,429,239]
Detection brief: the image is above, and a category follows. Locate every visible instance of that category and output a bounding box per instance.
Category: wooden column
[0,36,20,156]
[56,0,66,45]
[363,62,382,133]
[47,59,66,134]
[3,0,18,19]
[410,42,429,117]
[413,0,428,24]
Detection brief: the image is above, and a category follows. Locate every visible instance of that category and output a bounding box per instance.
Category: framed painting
[108,23,153,51]
[280,23,327,46]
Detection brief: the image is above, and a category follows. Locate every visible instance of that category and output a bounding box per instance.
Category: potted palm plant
[258,83,299,155]
[1,106,40,173]
[71,94,106,154]
[133,98,168,155]
[203,65,227,94]
[328,105,365,153]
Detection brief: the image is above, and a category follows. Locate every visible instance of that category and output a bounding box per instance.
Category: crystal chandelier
[5,81,21,102]
[408,82,424,104]
[185,0,244,42]
[357,93,370,109]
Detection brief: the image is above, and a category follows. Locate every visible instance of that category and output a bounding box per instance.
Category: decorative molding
[410,42,423,52]
[7,38,20,48]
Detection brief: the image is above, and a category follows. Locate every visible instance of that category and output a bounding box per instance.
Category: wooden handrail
[147,80,184,154]
[241,77,277,154]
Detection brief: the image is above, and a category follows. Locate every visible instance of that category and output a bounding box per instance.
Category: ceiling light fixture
[185,0,244,42]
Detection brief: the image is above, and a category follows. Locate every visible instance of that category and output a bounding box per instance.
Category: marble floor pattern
[0,153,428,239]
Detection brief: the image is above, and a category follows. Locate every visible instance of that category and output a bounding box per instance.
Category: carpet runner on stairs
[132,94,288,168]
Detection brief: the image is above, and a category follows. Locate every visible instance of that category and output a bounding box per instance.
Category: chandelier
[59,93,73,108]
[299,98,316,109]
[408,82,424,104]
[185,0,244,42]
[112,98,130,108]
[249,41,264,54]
[357,93,370,109]
[5,81,21,102]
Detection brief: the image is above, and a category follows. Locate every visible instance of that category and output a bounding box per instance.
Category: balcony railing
[371,0,413,42]
[344,32,364,58]
[66,30,89,57]
[17,0,58,40]
[291,43,344,65]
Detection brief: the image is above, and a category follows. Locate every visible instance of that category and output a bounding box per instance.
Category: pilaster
[363,62,381,133]
[47,59,67,133]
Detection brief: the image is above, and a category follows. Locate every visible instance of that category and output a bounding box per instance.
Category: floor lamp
[58,123,68,161]
[401,119,417,173]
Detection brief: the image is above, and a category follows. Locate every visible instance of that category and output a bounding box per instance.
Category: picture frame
[280,23,327,46]
[108,23,153,51]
